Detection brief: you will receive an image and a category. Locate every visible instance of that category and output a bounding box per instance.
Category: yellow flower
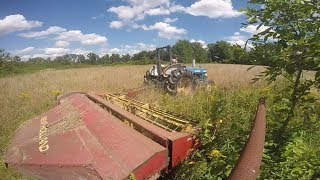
[129,173,136,180]
[20,92,30,98]
[210,149,221,157]
[188,161,196,165]
[262,87,271,92]
[219,120,223,123]
[51,89,60,97]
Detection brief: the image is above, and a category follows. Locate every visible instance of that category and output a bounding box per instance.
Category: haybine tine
[228,97,266,180]
[108,93,191,124]
[99,93,193,132]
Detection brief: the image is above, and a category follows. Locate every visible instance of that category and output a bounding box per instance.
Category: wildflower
[20,92,30,98]
[262,87,271,92]
[210,149,221,157]
[129,173,136,180]
[219,120,223,123]
[51,89,60,98]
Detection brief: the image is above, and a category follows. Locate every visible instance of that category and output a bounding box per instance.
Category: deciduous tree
[244,0,320,133]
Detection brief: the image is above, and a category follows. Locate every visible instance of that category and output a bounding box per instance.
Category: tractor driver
[172,55,178,64]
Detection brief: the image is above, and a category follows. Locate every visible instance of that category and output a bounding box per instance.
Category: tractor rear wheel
[176,73,194,95]
[165,69,194,95]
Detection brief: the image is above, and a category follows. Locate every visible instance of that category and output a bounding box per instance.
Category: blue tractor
[144,45,212,94]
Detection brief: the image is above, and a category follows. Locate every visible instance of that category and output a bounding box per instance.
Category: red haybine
[4,92,266,180]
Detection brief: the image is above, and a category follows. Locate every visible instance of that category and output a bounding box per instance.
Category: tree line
[0,40,285,68]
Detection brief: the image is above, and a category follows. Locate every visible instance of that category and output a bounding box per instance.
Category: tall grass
[0,64,318,179]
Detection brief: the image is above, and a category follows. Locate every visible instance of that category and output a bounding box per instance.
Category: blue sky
[0,0,265,59]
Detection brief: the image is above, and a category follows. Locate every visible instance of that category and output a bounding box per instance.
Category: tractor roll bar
[156,45,173,75]
[228,97,266,180]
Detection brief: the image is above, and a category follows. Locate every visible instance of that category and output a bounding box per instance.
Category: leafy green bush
[159,83,320,179]
[261,131,320,179]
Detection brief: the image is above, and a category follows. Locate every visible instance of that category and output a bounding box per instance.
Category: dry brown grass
[0,64,265,147]
[0,64,266,179]
[201,64,265,88]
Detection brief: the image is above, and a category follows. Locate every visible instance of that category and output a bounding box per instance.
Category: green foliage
[172,40,194,63]
[207,41,234,63]
[191,42,209,63]
[244,0,320,135]
[87,53,100,64]
[0,61,92,77]
[230,45,248,64]
[0,49,11,66]
[1,38,298,78]
[261,131,320,179]
[171,40,209,63]
[248,43,282,66]
[160,83,320,179]
[131,50,154,64]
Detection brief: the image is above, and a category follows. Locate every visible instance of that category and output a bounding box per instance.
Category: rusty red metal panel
[228,98,266,180]
[5,93,168,180]
[87,93,197,170]
[14,165,101,180]
[170,135,195,168]
[68,94,169,179]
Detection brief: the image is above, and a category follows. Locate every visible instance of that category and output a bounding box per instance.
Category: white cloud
[43,48,70,55]
[14,47,35,55]
[0,14,42,36]
[55,30,107,45]
[71,48,90,56]
[164,17,178,23]
[21,55,32,59]
[185,0,242,18]
[240,24,270,35]
[142,22,186,39]
[107,0,171,28]
[226,32,253,48]
[55,41,70,47]
[234,32,240,36]
[27,48,70,59]
[107,0,241,30]
[190,39,207,48]
[110,21,124,29]
[239,24,276,42]
[31,54,53,58]
[13,46,93,60]
[105,42,156,55]
[108,0,169,20]
[108,6,140,20]
[32,48,90,59]
[135,43,156,51]
[226,24,273,49]
[228,40,246,47]
[19,26,66,38]
[145,7,171,16]
[169,5,186,13]
[109,48,121,54]
[17,25,107,46]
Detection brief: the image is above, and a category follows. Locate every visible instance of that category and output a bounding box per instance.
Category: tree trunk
[280,68,303,133]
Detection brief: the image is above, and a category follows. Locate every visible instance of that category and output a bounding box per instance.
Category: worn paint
[228,98,266,180]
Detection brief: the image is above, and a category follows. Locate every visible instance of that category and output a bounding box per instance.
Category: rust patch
[46,101,83,135]
[228,97,266,180]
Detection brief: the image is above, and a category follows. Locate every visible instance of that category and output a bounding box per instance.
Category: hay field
[0,64,265,179]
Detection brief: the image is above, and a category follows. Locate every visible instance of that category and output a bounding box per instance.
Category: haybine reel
[4,92,266,179]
